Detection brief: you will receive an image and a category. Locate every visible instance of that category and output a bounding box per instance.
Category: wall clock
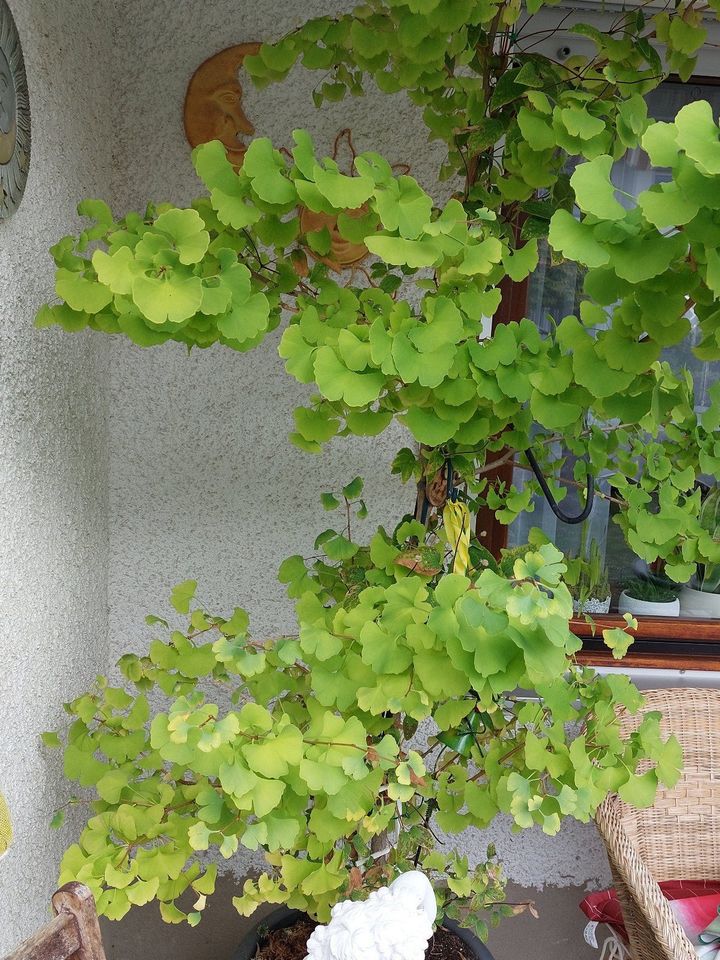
[0,0,29,221]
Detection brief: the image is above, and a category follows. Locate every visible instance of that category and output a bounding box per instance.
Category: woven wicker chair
[595,687,720,960]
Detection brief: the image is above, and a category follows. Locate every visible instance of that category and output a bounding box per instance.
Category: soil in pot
[256,918,317,960]
[255,916,476,960]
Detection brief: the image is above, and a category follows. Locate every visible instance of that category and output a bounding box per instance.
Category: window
[488,79,720,668]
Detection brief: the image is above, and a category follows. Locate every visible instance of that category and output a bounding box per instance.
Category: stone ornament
[0,0,30,221]
[183,43,260,169]
[305,871,437,960]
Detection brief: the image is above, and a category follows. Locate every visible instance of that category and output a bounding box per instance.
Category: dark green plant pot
[232,905,496,960]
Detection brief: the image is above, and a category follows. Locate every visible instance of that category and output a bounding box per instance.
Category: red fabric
[580,881,720,943]
[669,891,720,944]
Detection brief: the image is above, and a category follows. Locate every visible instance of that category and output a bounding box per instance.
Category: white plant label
[584,921,600,949]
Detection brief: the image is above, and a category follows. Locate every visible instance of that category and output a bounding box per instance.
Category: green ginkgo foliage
[44,516,682,932]
[38,104,720,579]
[36,0,720,940]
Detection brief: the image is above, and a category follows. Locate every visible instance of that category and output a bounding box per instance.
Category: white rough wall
[106,0,610,892]
[106,0,441,650]
[0,0,114,950]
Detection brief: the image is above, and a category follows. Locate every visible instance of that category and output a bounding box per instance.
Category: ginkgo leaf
[153,209,211,265]
[400,406,458,444]
[365,234,441,268]
[313,163,375,209]
[637,182,699,228]
[612,230,687,283]
[373,176,433,239]
[503,240,539,281]
[35,303,90,332]
[517,107,556,151]
[193,139,240,193]
[314,347,386,406]
[642,121,679,167]
[560,105,605,140]
[242,139,297,206]
[674,100,720,176]
[459,238,503,276]
[117,313,169,347]
[548,210,610,267]
[530,389,583,429]
[92,247,142,296]
[570,156,626,220]
[217,292,270,344]
[132,274,203,326]
[56,269,113,314]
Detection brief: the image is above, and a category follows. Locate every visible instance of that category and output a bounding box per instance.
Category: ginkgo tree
[39,0,720,942]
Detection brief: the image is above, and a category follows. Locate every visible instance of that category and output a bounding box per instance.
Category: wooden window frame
[574,616,720,671]
[476,76,720,670]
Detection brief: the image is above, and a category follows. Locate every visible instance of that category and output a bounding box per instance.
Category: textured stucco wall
[104,0,433,890]
[105,0,451,659]
[0,0,113,950]
[105,0,444,690]
[104,0,611,895]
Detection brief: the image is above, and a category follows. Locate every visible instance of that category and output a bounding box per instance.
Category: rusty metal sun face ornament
[0,0,30,221]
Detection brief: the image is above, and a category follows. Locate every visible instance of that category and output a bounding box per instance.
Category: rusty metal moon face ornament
[184,43,260,169]
[0,0,29,221]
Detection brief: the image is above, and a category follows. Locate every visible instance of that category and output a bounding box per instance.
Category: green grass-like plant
[623,578,679,604]
[564,540,610,604]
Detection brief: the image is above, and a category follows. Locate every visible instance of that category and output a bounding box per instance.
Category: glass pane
[509,80,720,617]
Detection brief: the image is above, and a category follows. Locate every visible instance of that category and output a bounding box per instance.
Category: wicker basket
[595,688,720,960]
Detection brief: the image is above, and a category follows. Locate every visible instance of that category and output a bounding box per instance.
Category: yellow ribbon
[0,791,12,859]
[443,500,471,575]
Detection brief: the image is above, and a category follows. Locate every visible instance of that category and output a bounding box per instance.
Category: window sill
[572,615,720,670]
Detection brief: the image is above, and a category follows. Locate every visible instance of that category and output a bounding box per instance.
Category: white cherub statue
[305,871,438,960]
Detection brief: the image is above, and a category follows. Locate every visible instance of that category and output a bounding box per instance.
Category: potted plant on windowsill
[619,578,680,619]
[680,488,720,619]
[565,541,611,616]
[37,0,720,953]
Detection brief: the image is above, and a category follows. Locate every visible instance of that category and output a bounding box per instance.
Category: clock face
[0,0,29,221]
